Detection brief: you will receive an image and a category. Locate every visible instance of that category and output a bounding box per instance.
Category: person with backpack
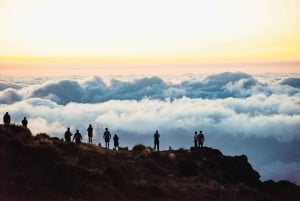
[113,134,119,150]
[198,130,205,147]
[87,124,93,144]
[153,130,160,151]
[73,129,82,144]
[103,128,111,149]
[64,127,73,142]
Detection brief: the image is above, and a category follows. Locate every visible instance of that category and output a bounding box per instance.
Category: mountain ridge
[0,124,299,201]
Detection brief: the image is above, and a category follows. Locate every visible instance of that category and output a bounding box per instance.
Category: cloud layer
[1,72,300,185]
[0,72,271,105]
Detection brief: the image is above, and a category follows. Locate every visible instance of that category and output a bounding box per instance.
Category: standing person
[194,131,198,148]
[22,117,28,128]
[198,130,205,147]
[87,124,93,144]
[3,112,11,125]
[73,129,83,144]
[153,130,160,151]
[64,127,73,142]
[113,134,119,150]
[103,128,111,149]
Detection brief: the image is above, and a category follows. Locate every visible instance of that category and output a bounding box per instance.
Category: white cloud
[0,88,22,104]
[280,77,300,88]
[1,72,300,184]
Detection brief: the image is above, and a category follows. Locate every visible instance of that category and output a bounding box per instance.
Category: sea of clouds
[1,72,300,185]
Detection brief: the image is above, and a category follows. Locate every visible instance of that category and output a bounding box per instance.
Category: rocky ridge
[0,125,299,201]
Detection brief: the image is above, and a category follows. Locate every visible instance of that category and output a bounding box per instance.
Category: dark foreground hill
[0,125,299,201]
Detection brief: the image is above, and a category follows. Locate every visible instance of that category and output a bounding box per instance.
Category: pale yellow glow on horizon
[0,0,300,65]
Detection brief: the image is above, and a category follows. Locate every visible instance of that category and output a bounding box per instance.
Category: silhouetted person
[87,124,93,144]
[64,127,73,142]
[3,112,10,125]
[22,117,28,128]
[103,128,111,149]
[73,129,82,144]
[153,130,160,151]
[198,130,205,147]
[194,131,198,148]
[113,134,119,150]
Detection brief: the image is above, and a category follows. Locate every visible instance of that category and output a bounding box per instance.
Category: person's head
[195,131,197,134]
[200,130,202,133]
[105,128,108,131]
[89,124,92,127]
[155,130,158,134]
[67,127,70,130]
[76,129,79,133]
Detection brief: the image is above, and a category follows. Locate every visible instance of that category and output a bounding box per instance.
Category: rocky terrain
[0,124,299,201]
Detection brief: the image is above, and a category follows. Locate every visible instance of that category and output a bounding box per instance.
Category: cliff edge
[0,125,299,201]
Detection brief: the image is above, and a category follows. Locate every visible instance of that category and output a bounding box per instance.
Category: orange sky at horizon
[1,59,299,76]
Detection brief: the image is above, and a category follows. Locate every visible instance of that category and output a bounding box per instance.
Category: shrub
[132,144,146,151]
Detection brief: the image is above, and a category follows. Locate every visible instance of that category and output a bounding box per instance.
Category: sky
[0,0,300,75]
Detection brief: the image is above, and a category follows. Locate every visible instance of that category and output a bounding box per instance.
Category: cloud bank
[1,72,300,185]
[0,72,269,105]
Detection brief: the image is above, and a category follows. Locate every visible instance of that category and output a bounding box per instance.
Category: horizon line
[1,55,300,65]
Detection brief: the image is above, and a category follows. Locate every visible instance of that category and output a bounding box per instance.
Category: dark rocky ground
[0,124,299,201]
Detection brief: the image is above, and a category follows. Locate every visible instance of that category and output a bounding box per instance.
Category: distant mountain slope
[0,125,299,201]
